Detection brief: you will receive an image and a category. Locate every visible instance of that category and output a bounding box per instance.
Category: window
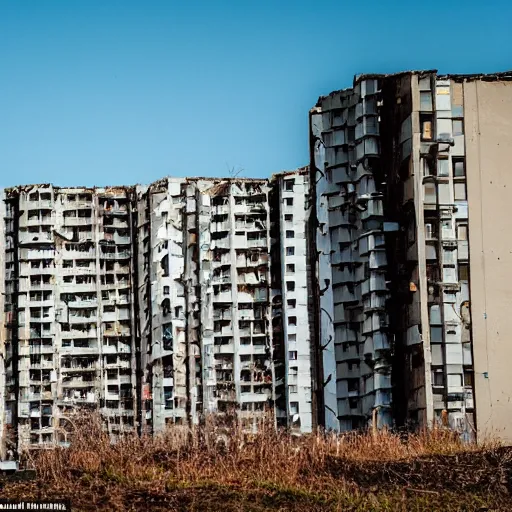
[347,379,359,393]
[286,246,295,256]
[454,182,467,201]
[286,230,294,239]
[288,334,296,342]
[424,183,437,204]
[457,223,468,241]
[437,157,449,177]
[285,198,293,206]
[286,264,295,273]
[288,385,298,393]
[420,114,433,141]
[287,299,296,309]
[163,286,170,296]
[464,370,474,387]
[286,281,295,292]
[284,179,294,191]
[288,316,297,326]
[420,91,432,111]
[433,372,444,387]
[424,222,438,239]
[452,158,465,177]
[284,214,293,222]
[289,402,299,414]
[163,387,173,410]
[289,351,297,360]
[452,119,464,136]
[458,264,469,282]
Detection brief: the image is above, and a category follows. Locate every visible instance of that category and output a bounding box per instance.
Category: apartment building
[309,70,512,441]
[1,185,138,454]
[136,175,313,434]
[0,169,314,454]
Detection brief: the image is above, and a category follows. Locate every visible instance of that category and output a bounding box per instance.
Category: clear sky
[1,0,512,187]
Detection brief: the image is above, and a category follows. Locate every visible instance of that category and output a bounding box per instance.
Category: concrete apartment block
[0,170,314,454]
[1,185,138,454]
[309,70,512,441]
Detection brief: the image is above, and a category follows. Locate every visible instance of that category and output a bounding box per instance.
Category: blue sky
[1,0,512,187]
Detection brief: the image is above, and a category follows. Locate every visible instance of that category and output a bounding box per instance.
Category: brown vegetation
[1,413,512,511]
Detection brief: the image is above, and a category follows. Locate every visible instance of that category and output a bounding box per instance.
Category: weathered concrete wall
[464,79,512,442]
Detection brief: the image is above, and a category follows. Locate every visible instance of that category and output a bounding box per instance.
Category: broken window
[286,281,295,292]
[288,316,297,326]
[286,264,295,273]
[284,179,294,191]
[285,198,293,206]
[286,246,295,256]
[289,351,297,360]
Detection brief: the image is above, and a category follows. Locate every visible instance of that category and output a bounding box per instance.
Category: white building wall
[276,171,313,432]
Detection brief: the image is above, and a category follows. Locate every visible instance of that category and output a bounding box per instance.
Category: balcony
[19,232,53,246]
[62,377,95,388]
[67,298,98,308]
[100,250,130,260]
[63,217,93,227]
[60,328,98,339]
[214,343,235,354]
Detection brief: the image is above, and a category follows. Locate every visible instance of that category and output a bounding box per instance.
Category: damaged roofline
[314,69,512,108]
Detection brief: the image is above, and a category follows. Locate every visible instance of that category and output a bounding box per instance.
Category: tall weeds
[5,412,510,511]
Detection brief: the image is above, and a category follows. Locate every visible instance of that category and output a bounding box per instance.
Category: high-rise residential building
[1,185,138,453]
[135,173,315,434]
[0,169,314,453]
[309,70,512,442]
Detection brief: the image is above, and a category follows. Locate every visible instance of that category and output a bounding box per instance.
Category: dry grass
[2,412,511,511]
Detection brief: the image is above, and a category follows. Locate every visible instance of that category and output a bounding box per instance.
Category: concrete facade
[308,71,512,439]
[463,77,512,442]
[135,174,314,434]
[1,186,138,453]
[310,78,393,431]
[0,170,314,452]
